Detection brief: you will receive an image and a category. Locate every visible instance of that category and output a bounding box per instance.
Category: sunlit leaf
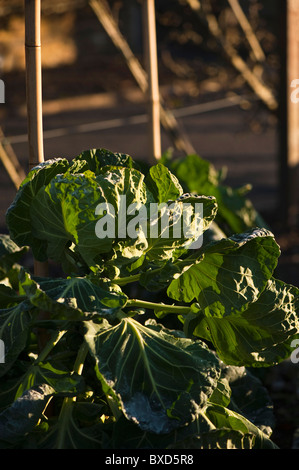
[168,228,280,315]
[85,318,220,434]
[191,278,299,366]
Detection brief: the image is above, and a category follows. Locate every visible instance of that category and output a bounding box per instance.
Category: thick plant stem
[34,329,67,364]
[56,340,89,448]
[72,340,89,377]
[112,273,141,286]
[113,265,165,286]
[126,298,191,315]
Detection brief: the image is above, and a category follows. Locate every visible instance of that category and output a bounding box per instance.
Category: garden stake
[25,0,48,277]
[143,0,161,162]
[89,0,195,155]
[25,0,50,352]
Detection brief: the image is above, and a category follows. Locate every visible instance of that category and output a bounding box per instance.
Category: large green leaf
[109,410,215,449]
[145,163,183,203]
[169,153,222,192]
[27,165,155,270]
[110,368,275,449]
[6,159,69,260]
[19,269,127,321]
[29,172,114,267]
[85,318,220,434]
[5,150,140,266]
[190,278,299,366]
[0,300,35,377]
[96,166,152,212]
[167,228,280,315]
[220,365,275,436]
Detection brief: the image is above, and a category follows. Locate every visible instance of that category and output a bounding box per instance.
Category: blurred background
[0,0,298,448]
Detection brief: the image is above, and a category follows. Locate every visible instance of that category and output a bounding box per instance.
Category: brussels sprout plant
[0,148,298,449]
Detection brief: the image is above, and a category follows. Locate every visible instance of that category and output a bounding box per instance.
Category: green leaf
[96,166,152,212]
[144,194,218,263]
[110,410,215,449]
[221,365,275,436]
[145,163,183,203]
[95,166,155,269]
[15,361,85,400]
[71,147,137,173]
[167,228,280,315]
[0,383,55,448]
[205,402,278,448]
[209,377,231,408]
[6,159,69,260]
[85,318,220,434]
[169,428,256,449]
[0,234,28,277]
[28,165,155,271]
[0,284,25,308]
[171,153,221,191]
[29,172,114,267]
[213,185,267,235]
[5,151,140,267]
[0,300,35,377]
[192,278,299,367]
[19,269,127,321]
[139,260,182,292]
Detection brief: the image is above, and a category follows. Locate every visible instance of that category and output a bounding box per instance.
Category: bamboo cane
[89,0,196,155]
[24,0,48,278]
[25,0,49,357]
[25,0,44,170]
[143,0,161,162]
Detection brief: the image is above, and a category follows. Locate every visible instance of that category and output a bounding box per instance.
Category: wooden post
[89,0,196,155]
[25,0,48,278]
[143,0,161,162]
[25,0,44,170]
[280,0,299,227]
